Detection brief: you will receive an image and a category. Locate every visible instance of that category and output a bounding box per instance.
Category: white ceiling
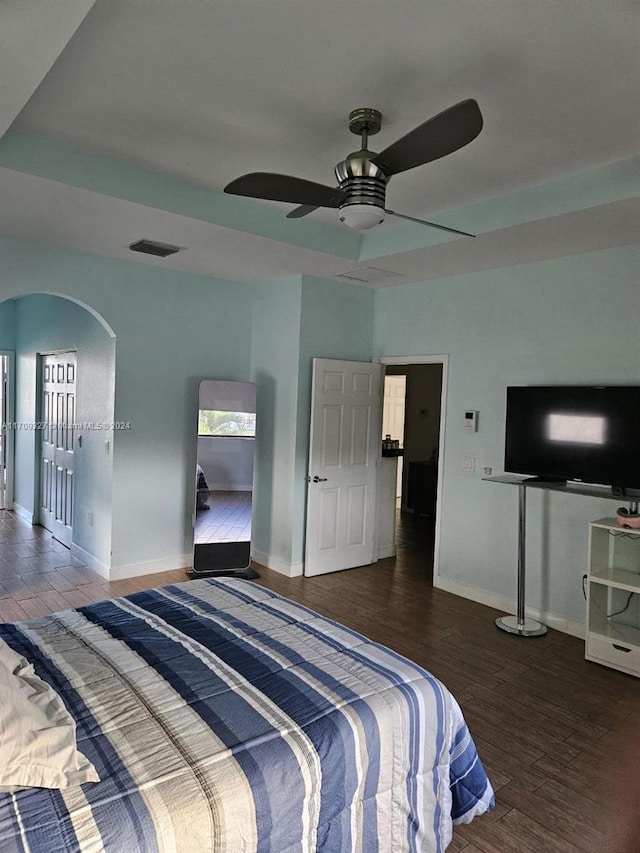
[0,0,638,287]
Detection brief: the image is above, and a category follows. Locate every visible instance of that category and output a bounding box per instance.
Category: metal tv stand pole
[495,483,547,637]
[485,474,640,637]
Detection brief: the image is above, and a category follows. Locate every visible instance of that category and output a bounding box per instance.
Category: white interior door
[382,374,406,442]
[304,358,382,577]
[382,373,406,499]
[40,352,76,546]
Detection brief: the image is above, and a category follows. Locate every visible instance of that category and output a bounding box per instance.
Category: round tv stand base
[496,615,548,637]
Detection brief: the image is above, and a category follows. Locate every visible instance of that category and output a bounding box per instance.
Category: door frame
[0,351,15,510]
[374,354,449,582]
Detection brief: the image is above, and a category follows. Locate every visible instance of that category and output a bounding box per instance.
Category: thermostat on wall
[464,410,479,432]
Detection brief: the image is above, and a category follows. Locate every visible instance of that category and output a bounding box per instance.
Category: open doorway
[382,373,406,505]
[380,358,446,580]
[0,294,116,578]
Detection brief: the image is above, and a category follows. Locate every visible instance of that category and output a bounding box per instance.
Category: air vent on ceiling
[129,239,181,258]
[334,266,402,284]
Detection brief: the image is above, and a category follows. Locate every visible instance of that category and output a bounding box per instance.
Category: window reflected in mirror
[198,410,256,437]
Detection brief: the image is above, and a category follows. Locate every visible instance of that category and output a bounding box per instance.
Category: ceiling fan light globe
[339,203,385,231]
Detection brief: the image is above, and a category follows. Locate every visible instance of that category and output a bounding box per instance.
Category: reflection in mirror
[188,380,259,579]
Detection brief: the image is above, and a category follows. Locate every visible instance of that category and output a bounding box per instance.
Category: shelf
[590,517,640,534]
[588,623,640,649]
[590,566,640,593]
[484,475,640,502]
[588,584,640,640]
[587,519,640,676]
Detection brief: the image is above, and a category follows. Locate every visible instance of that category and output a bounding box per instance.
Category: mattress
[0,578,493,852]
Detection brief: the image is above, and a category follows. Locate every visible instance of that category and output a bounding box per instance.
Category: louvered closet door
[40,352,76,546]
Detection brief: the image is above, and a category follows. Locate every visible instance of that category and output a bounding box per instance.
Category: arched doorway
[0,293,116,575]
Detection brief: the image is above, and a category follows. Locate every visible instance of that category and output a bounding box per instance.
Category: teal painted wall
[10,295,115,567]
[0,234,254,572]
[293,276,376,563]
[250,274,375,570]
[373,244,640,625]
[3,224,635,608]
[250,277,303,568]
[0,300,16,349]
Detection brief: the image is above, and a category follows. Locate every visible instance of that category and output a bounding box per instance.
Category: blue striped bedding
[0,578,493,852]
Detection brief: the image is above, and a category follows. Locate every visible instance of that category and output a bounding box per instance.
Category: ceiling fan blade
[371,99,483,177]
[386,209,476,238]
[224,173,347,208]
[286,204,320,219]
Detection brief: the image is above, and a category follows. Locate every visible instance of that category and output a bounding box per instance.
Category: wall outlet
[87,511,94,527]
[462,456,476,473]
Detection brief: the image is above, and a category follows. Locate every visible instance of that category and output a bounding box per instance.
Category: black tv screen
[504,386,640,490]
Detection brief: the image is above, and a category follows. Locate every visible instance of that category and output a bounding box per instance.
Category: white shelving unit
[586,518,640,677]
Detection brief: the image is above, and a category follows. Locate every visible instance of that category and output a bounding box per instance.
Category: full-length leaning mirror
[190,379,259,579]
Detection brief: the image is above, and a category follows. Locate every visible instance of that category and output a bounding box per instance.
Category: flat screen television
[504,386,640,491]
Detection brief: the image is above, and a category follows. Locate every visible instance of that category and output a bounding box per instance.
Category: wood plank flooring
[1,509,639,851]
[0,511,190,620]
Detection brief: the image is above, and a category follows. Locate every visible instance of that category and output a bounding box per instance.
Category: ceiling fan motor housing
[335,151,387,229]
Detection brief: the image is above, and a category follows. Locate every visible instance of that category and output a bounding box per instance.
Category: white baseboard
[433,575,586,640]
[109,553,193,581]
[13,503,33,524]
[377,545,396,559]
[70,542,110,580]
[251,549,303,578]
[208,485,253,493]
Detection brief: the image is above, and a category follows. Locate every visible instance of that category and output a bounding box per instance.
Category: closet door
[40,352,76,546]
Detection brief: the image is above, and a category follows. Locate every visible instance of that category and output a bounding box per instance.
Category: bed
[0,578,493,852]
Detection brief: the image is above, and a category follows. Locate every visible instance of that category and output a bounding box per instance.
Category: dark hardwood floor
[1,508,639,851]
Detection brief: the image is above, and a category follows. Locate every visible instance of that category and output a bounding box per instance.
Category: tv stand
[484,475,640,637]
[492,481,547,637]
[525,476,567,485]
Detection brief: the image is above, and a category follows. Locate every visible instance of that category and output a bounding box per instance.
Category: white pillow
[0,637,99,791]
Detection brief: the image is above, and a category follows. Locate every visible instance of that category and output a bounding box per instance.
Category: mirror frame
[188,379,259,580]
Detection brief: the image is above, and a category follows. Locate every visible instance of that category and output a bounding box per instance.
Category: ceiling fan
[224,99,482,236]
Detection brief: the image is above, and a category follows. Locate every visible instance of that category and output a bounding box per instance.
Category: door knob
[312,475,328,483]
